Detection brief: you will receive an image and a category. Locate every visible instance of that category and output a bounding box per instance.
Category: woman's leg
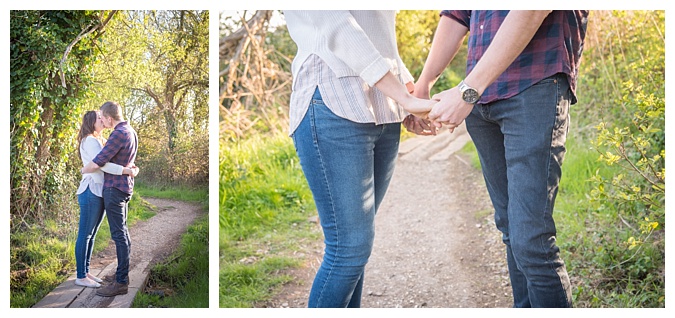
[293,88,400,308]
[84,194,105,276]
[75,187,104,279]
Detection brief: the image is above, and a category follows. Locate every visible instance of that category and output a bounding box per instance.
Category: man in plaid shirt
[413,11,589,307]
[82,101,138,297]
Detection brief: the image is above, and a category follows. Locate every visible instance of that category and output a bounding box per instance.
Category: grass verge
[220,133,319,308]
[132,213,209,308]
[9,193,155,308]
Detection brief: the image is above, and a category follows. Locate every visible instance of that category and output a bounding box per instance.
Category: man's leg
[97,187,132,297]
[467,73,573,307]
[502,74,572,307]
[466,105,532,307]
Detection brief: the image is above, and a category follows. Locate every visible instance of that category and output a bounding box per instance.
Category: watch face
[462,88,480,104]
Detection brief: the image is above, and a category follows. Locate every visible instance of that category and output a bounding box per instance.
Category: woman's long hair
[77,111,100,159]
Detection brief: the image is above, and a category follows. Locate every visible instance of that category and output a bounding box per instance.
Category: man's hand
[403,114,438,136]
[428,86,474,133]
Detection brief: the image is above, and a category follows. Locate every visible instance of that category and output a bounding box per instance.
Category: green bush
[560,10,665,307]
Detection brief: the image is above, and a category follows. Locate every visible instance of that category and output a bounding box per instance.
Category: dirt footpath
[33,197,204,308]
[262,125,513,308]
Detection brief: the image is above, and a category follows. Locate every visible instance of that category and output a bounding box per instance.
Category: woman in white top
[284,10,437,307]
[74,110,138,288]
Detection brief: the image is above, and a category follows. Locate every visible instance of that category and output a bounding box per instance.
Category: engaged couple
[75,101,139,297]
[283,10,588,308]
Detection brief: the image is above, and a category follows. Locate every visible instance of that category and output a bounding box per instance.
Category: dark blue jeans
[292,88,401,307]
[103,187,132,284]
[465,73,573,307]
[76,186,105,279]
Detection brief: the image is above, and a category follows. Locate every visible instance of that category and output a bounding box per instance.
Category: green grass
[132,214,209,308]
[455,133,664,307]
[10,193,155,308]
[220,133,319,307]
[555,135,665,307]
[220,257,299,307]
[459,139,481,170]
[136,182,208,207]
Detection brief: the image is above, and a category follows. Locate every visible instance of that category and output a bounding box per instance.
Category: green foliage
[557,10,665,307]
[220,132,318,307]
[220,134,314,241]
[396,10,468,96]
[85,10,210,186]
[133,215,209,308]
[10,10,107,227]
[9,193,155,308]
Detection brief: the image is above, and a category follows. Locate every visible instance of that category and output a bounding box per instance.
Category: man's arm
[91,130,122,167]
[462,10,551,95]
[428,11,551,129]
[414,15,469,100]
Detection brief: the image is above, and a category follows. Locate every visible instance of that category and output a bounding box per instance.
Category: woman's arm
[285,10,389,87]
[373,72,437,118]
[81,161,138,176]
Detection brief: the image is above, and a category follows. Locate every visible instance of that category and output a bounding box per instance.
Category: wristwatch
[458,80,480,104]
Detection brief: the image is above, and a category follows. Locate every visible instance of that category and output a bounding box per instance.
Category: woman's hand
[402,114,437,136]
[123,166,140,177]
[401,96,437,119]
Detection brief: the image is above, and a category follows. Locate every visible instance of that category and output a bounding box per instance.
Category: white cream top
[76,135,125,197]
[284,10,413,135]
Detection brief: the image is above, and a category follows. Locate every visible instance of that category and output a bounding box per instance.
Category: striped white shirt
[284,10,413,136]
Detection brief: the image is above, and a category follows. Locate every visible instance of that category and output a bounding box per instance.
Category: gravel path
[261,125,513,308]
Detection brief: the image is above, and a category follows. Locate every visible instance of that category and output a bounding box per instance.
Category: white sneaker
[75,277,101,288]
[87,273,103,283]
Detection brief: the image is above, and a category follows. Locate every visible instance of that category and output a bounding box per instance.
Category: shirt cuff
[360,56,391,87]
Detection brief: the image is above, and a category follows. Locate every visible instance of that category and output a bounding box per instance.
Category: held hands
[402,97,438,119]
[402,114,437,136]
[428,86,474,133]
[401,81,438,135]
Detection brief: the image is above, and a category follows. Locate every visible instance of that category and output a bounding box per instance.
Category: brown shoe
[96,281,128,297]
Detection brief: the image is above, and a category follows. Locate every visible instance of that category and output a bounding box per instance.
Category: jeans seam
[308,102,339,306]
[544,76,569,306]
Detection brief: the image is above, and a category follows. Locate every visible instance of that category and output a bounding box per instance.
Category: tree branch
[59,10,117,88]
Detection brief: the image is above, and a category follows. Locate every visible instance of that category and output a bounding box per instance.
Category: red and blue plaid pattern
[441,10,588,105]
[92,121,138,194]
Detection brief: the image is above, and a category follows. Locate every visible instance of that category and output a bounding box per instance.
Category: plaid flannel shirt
[92,121,138,194]
[441,10,589,105]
